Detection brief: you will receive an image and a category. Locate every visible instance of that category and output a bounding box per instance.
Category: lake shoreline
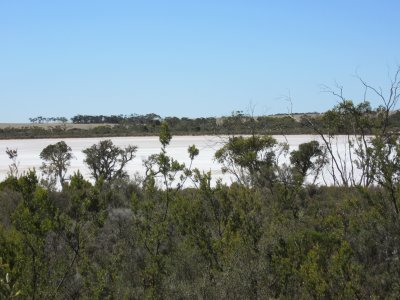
[0,132,322,141]
[0,116,319,139]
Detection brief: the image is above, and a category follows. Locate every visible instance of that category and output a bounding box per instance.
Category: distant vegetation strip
[0,111,399,140]
[0,114,308,139]
[2,109,400,139]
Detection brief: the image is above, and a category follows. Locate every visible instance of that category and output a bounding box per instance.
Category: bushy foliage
[40,141,73,187]
[2,169,400,298]
[83,140,137,182]
[1,131,400,299]
[2,68,400,297]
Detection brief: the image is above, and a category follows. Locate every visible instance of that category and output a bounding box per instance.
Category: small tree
[83,140,137,182]
[5,148,19,177]
[290,140,326,185]
[40,141,73,186]
[134,122,199,297]
[215,135,285,187]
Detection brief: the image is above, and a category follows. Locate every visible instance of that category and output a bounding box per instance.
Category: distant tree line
[70,113,162,124]
[29,116,68,124]
[9,109,400,140]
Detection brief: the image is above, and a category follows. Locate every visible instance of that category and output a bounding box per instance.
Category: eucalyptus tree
[132,122,199,297]
[290,140,326,185]
[40,141,73,187]
[301,66,400,188]
[214,135,285,188]
[83,139,137,182]
[5,148,19,177]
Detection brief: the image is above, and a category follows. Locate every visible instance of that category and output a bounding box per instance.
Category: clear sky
[0,0,399,122]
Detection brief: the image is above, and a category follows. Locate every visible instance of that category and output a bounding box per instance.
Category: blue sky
[0,1,399,122]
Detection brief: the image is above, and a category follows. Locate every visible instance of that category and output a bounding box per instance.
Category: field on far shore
[0,123,116,130]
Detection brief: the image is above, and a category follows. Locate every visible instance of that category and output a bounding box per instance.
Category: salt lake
[0,135,355,185]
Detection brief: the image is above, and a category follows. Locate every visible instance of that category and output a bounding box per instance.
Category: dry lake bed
[0,135,353,185]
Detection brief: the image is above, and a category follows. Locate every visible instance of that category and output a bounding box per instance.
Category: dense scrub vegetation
[2,167,400,298]
[0,120,399,298]
[1,70,400,298]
